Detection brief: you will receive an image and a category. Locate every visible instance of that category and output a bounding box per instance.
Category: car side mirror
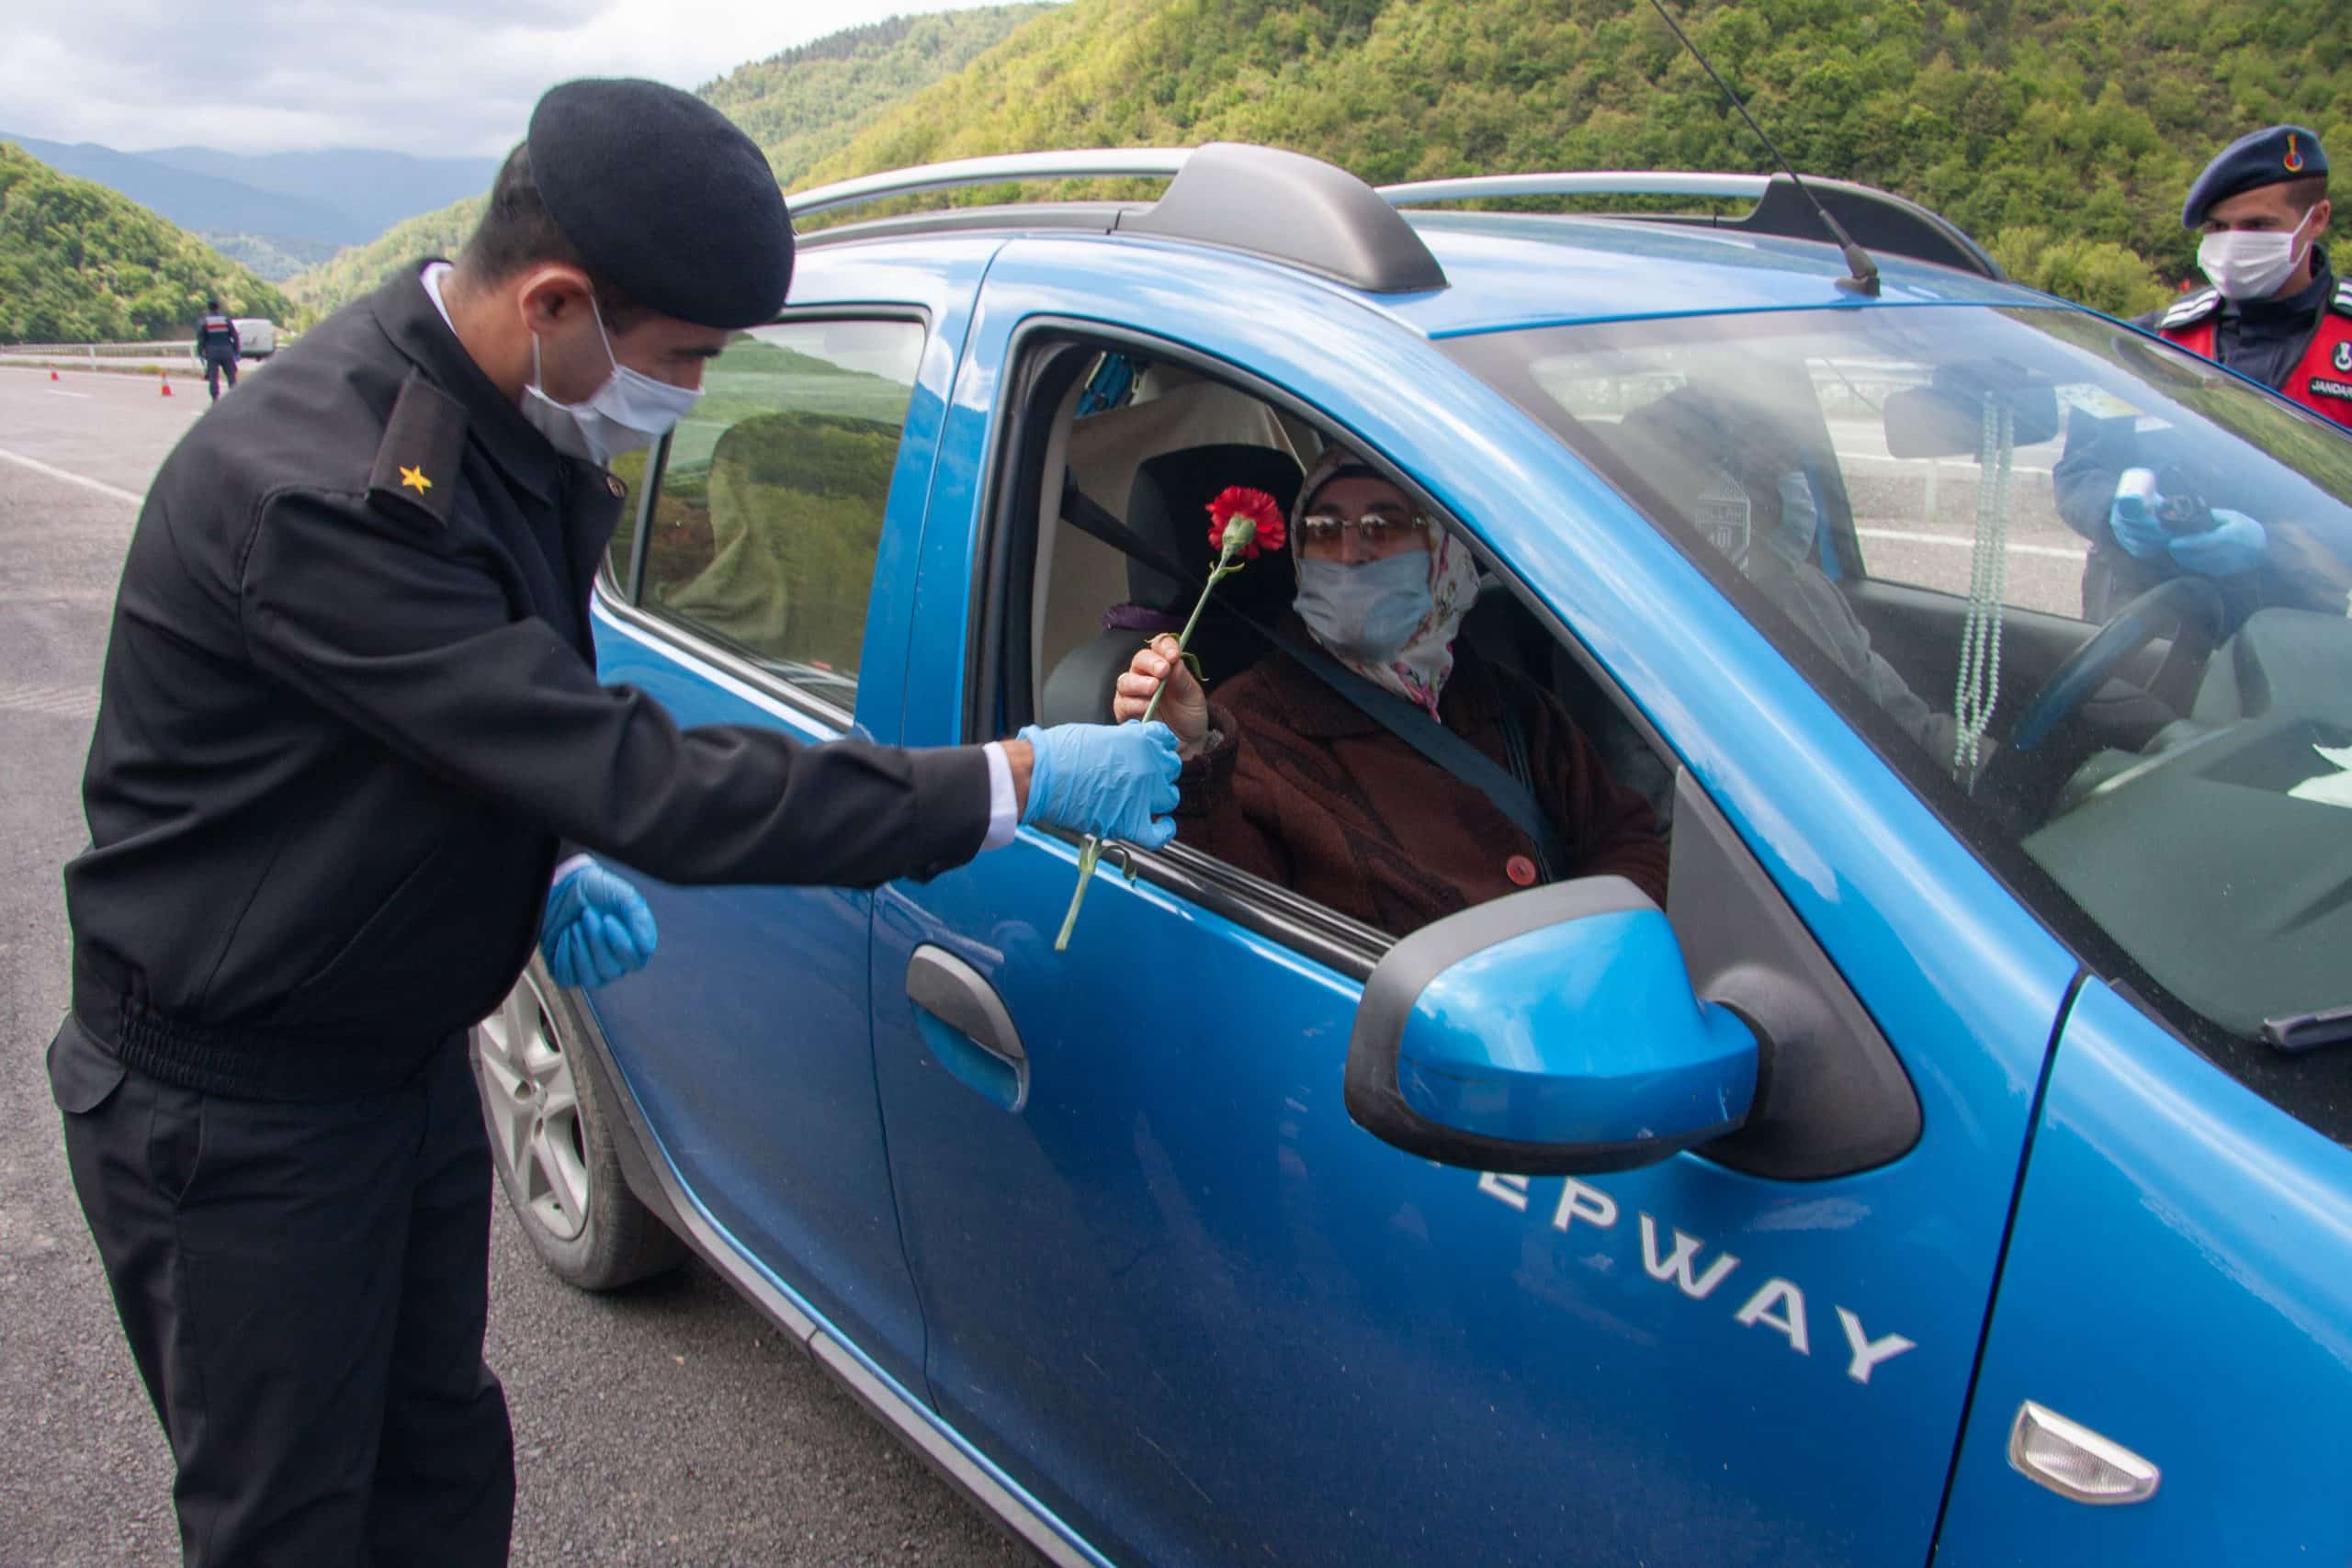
[1342,878,1758,1176]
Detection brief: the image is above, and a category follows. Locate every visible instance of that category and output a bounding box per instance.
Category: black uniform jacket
[65,270,989,1100]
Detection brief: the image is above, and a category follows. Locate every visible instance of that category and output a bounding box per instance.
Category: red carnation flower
[1206,486,1286,560]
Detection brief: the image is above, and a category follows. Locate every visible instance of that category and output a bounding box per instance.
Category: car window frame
[969,316,1692,983]
[593,305,933,731]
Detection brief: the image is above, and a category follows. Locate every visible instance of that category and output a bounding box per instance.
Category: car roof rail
[787,148,1193,219]
[1379,170,2006,281]
[791,142,1449,294]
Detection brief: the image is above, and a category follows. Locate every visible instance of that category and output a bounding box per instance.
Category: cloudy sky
[4,0,1010,158]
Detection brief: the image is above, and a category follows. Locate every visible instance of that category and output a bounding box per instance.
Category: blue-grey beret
[2182,124,2329,229]
[527,78,792,329]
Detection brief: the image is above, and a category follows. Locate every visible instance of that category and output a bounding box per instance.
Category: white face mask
[2197,209,2316,301]
[520,298,703,467]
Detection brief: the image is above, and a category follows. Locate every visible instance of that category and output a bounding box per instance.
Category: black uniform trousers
[51,1019,513,1566]
[202,352,239,400]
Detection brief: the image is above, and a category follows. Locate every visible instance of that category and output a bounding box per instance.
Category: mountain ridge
[0,132,500,270]
[0,141,293,343]
[287,6,1053,318]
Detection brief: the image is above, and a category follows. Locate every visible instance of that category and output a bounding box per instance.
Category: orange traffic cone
[160,373,173,398]
[49,365,59,380]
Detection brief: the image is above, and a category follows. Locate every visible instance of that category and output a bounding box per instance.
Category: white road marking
[0,448,142,506]
[47,389,93,399]
[0,682,100,720]
[1858,525,2085,562]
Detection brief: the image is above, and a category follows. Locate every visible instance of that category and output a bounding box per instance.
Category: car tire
[471,962,686,1291]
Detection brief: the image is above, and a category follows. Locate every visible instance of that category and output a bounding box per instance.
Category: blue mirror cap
[1396,908,1758,1146]
[1345,878,1762,1177]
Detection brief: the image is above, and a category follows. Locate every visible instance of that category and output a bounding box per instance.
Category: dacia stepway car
[471,144,2352,1567]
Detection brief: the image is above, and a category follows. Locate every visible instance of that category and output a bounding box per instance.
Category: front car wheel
[472,962,685,1291]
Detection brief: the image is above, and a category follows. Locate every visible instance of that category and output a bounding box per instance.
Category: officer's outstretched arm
[240,490,992,888]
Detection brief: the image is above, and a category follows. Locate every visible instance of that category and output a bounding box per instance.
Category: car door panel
[578,243,999,1387]
[1932,978,2352,1566]
[582,616,931,1374]
[868,241,2077,1566]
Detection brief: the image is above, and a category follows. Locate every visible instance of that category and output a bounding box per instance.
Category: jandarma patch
[2308,376,2352,402]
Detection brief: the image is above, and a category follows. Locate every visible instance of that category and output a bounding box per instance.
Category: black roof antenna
[1645,0,1882,296]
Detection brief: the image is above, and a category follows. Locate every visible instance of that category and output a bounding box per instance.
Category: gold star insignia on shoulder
[399,464,433,494]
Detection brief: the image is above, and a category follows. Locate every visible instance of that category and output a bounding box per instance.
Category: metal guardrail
[3,341,197,366]
[11,341,190,354]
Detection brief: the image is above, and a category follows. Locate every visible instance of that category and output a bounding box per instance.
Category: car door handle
[906,943,1028,1111]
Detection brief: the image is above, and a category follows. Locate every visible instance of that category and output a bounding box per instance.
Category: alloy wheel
[475,973,592,1241]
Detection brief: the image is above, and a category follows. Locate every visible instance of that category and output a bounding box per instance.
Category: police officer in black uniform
[51,77,1179,1565]
[193,297,240,400]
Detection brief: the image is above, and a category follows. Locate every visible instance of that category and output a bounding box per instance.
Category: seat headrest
[1125,443,1305,610]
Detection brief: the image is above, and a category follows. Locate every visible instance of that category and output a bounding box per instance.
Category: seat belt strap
[1281,637,1568,876]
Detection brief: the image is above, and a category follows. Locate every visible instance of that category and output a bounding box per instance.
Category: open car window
[1013,340,1678,973]
[1447,308,2352,1142]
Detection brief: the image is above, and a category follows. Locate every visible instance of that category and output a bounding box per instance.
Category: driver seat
[1041,443,1304,724]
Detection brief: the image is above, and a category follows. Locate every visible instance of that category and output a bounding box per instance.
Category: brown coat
[1177,637,1669,938]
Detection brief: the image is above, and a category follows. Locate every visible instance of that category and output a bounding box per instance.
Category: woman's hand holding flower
[1114,635,1208,758]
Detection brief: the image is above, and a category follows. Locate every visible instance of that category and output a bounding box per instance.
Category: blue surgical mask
[521,298,703,467]
[1295,549,1432,663]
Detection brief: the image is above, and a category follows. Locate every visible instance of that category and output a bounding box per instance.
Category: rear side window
[639,319,924,702]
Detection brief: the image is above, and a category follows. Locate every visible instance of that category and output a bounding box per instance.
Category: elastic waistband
[72,948,449,1102]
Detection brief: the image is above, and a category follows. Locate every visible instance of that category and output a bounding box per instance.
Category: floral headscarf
[1291,445,1483,717]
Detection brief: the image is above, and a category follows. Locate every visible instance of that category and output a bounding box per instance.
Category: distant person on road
[2056,125,2352,620]
[193,297,239,400]
[51,77,1177,1568]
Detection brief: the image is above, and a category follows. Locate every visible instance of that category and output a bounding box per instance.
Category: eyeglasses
[1298,512,1428,549]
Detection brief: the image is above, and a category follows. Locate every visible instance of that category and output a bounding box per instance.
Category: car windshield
[1446,305,2352,1114]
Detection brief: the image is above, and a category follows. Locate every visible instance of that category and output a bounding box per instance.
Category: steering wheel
[2007,576,2225,753]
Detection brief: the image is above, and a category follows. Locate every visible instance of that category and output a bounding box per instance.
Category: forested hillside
[0,142,292,344]
[288,6,1049,319]
[705,8,1056,177]
[285,197,488,316]
[802,0,2350,317]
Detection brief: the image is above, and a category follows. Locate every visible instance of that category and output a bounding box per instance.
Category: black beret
[527,77,792,329]
[2182,124,2329,229]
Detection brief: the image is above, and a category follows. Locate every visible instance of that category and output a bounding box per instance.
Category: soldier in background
[193,297,241,400]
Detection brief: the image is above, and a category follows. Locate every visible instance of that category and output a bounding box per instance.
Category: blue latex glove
[2166,508,2267,577]
[2108,468,2168,559]
[539,861,659,988]
[1017,721,1182,849]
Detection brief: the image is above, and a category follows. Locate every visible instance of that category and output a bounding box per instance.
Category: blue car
[470,144,2352,1567]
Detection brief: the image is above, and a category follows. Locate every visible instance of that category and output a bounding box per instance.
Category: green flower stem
[1141,559,1234,725]
[1055,532,1250,953]
[1053,837,1105,951]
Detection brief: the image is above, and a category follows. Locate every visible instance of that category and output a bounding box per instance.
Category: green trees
[801,0,2349,308]
[0,143,292,344]
[285,0,2352,324]
[284,197,485,321]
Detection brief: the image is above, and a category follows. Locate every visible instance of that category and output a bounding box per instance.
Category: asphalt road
[0,367,1028,1567]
